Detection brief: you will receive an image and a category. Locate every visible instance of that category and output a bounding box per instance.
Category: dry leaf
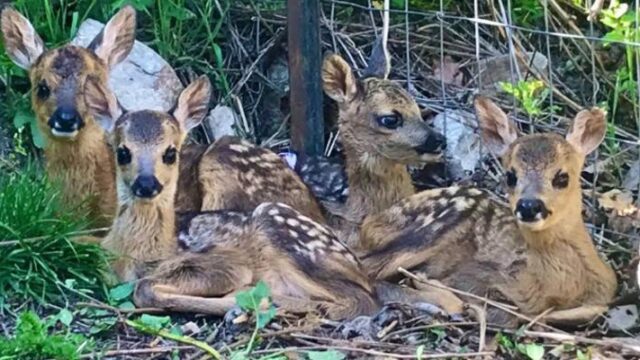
[433,56,464,86]
[598,189,637,216]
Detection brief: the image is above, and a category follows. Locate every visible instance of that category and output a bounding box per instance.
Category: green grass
[0,161,109,306]
[0,311,93,360]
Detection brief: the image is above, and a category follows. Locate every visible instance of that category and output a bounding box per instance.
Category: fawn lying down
[86,75,460,319]
[2,6,324,226]
[304,53,445,246]
[359,97,617,325]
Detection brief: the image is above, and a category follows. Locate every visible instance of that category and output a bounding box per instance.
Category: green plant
[0,161,109,304]
[500,79,550,117]
[0,311,92,360]
[600,1,640,129]
[232,281,277,359]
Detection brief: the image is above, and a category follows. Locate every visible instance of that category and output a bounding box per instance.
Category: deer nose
[49,106,84,133]
[515,199,548,222]
[131,175,163,199]
[414,131,446,154]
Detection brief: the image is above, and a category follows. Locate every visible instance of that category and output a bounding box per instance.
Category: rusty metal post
[287,0,324,156]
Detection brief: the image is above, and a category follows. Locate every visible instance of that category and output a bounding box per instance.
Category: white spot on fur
[286,218,300,227]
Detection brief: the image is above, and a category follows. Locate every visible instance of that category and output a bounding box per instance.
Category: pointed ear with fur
[88,5,136,68]
[474,96,519,157]
[172,75,212,133]
[84,75,122,133]
[1,7,45,70]
[566,108,606,156]
[322,54,360,104]
[361,38,390,79]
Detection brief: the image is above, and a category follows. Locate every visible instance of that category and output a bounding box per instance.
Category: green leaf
[30,120,45,148]
[602,29,626,44]
[256,306,277,329]
[118,301,136,311]
[307,350,346,360]
[109,282,134,302]
[416,345,425,360]
[13,110,33,128]
[57,309,73,327]
[517,343,545,360]
[139,314,171,330]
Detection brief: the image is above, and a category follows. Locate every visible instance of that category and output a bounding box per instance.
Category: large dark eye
[162,147,177,165]
[506,168,517,187]
[36,81,50,100]
[552,170,569,189]
[116,146,131,165]
[376,114,403,129]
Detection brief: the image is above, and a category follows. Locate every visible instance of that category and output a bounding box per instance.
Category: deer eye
[162,147,177,165]
[376,114,403,129]
[36,81,50,100]
[506,169,517,187]
[552,171,569,189]
[116,146,132,165]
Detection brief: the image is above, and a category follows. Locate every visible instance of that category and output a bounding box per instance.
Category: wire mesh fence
[212,0,640,275]
[306,0,640,247]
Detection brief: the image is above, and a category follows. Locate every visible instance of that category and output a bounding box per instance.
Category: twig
[398,267,568,334]
[80,346,194,359]
[252,344,493,359]
[524,330,640,355]
[125,319,222,360]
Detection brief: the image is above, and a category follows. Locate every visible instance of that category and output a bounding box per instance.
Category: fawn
[1,6,136,226]
[358,96,617,325]
[84,74,461,319]
[317,52,445,246]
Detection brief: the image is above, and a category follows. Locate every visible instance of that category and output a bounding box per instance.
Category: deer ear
[1,7,45,70]
[566,107,606,156]
[172,76,211,132]
[88,5,136,68]
[84,75,122,133]
[322,54,359,104]
[362,38,390,79]
[474,96,519,157]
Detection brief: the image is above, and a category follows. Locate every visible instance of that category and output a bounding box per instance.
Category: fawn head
[475,96,606,231]
[321,49,445,165]
[1,6,135,141]
[83,75,211,203]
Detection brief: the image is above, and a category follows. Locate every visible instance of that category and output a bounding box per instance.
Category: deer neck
[343,142,414,220]
[519,201,616,299]
[104,180,178,264]
[43,124,116,225]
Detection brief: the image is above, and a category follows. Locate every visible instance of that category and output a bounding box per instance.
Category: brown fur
[93,76,456,319]
[197,136,326,223]
[1,6,136,227]
[358,97,617,326]
[321,54,444,247]
[97,77,211,280]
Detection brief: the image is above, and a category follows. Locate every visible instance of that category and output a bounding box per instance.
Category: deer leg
[134,253,254,314]
[542,305,609,325]
[405,279,465,315]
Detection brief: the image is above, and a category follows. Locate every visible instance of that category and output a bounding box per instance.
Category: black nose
[515,199,548,222]
[414,131,446,154]
[48,106,84,132]
[131,175,163,198]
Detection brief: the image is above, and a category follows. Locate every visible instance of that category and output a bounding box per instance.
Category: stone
[205,105,238,140]
[72,19,183,112]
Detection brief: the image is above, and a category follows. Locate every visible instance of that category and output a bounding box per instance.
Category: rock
[433,109,482,180]
[477,52,548,90]
[605,305,638,331]
[72,19,183,112]
[205,105,238,140]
